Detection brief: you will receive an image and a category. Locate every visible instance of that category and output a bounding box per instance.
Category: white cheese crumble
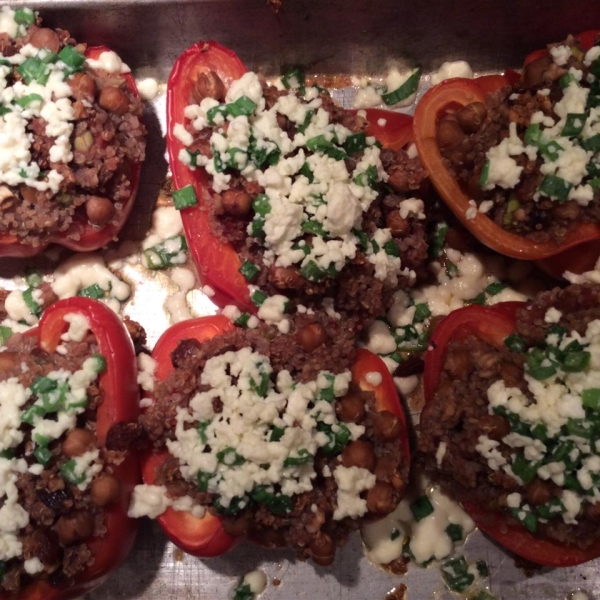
[430,60,473,85]
[137,353,157,392]
[86,50,130,74]
[333,466,376,520]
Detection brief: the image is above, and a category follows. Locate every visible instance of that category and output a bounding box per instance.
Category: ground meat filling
[141,317,408,565]
[0,327,123,592]
[0,10,146,246]
[178,69,430,324]
[438,33,600,244]
[419,283,600,549]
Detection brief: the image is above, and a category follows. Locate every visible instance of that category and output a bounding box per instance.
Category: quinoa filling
[0,312,123,592]
[173,67,430,323]
[0,6,146,246]
[438,34,600,244]
[136,318,408,565]
[419,283,600,548]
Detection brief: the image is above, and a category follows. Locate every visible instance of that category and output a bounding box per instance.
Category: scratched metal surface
[0,0,599,598]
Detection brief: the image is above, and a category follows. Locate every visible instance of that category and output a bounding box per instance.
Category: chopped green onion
[300,260,327,282]
[186,149,200,167]
[583,388,600,410]
[562,350,590,373]
[33,445,53,466]
[565,417,593,440]
[383,240,400,257]
[531,423,548,441]
[440,556,475,593]
[249,138,280,169]
[250,217,265,238]
[343,132,367,155]
[21,404,46,425]
[281,67,305,92]
[23,287,41,316]
[559,73,577,89]
[90,354,107,374]
[298,162,314,182]
[250,290,267,307]
[582,134,600,152]
[235,313,252,328]
[485,281,506,295]
[504,333,526,353]
[197,471,212,492]
[78,283,105,299]
[251,486,293,515]
[446,261,459,277]
[206,104,228,125]
[478,159,490,187]
[467,292,486,306]
[562,113,587,137]
[445,523,463,542]
[410,496,434,522]
[197,420,211,444]
[390,528,401,541]
[353,164,379,188]
[511,454,538,484]
[14,93,43,108]
[227,96,257,117]
[540,140,563,160]
[510,507,537,532]
[320,422,351,455]
[238,260,260,282]
[0,326,13,345]
[58,46,86,74]
[297,109,315,135]
[283,449,313,467]
[30,376,58,395]
[172,185,198,210]
[60,459,86,485]
[252,194,271,216]
[269,426,285,442]
[14,8,36,26]
[142,235,188,270]
[413,303,431,323]
[381,69,421,106]
[250,372,270,398]
[429,223,448,258]
[535,497,565,519]
[503,195,520,227]
[524,123,542,146]
[301,220,327,237]
[476,560,489,577]
[216,447,245,466]
[17,57,50,85]
[213,495,246,516]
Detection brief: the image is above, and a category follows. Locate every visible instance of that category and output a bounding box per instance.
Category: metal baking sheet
[1,0,599,598]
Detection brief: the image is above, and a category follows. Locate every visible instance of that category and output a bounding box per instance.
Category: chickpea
[477,414,510,441]
[98,87,129,115]
[436,119,466,149]
[525,479,554,506]
[309,533,335,566]
[0,351,18,371]
[335,392,366,423]
[30,28,60,53]
[221,189,252,216]
[341,440,376,472]
[295,322,328,352]
[56,511,94,546]
[366,481,396,514]
[455,102,487,134]
[68,72,97,103]
[191,71,226,103]
[86,196,115,226]
[270,266,304,289]
[385,211,409,235]
[62,428,96,458]
[91,475,120,507]
[387,169,411,193]
[374,456,405,492]
[373,411,403,442]
[221,513,252,537]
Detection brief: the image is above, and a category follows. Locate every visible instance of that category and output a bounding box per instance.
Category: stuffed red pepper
[414,31,600,270]
[420,283,600,566]
[0,7,146,258]
[166,41,430,325]
[132,313,410,565]
[0,297,140,598]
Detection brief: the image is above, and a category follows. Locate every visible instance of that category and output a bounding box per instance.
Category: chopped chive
[298,161,314,182]
[281,67,305,92]
[21,404,45,425]
[197,420,211,444]
[251,486,293,515]
[17,57,50,85]
[252,194,271,216]
[300,260,326,282]
[510,507,537,533]
[540,140,563,160]
[504,333,526,353]
[583,388,600,410]
[485,281,506,295]
[14,93,43,108]
[301,220,327,237]
[467,292,486,306]
[227,96,257,117]
[297,109,315,134]
[559,73,577,89]
[250,371,270,397]
[511,454,538,484]
[60,459,86,485]
[383,240,400,257]
[142,235,188,270]
[429,223,448,258]
[582,134,600,152]
[283,449,313,467]
[250,217,265,238]
[197,471,212,492]
[413,303,431,323]
[14,8,36,26]
[172,185,198,210]
[440,556,475,593]
[58,46,86,74]
[524,123,542,146]
[22,287,41,316]
[269,426,285,442]
[381,69,421,106]
[216,447,245,466]
[30,376,58,395]
[562,350,590,373]
[33,445,53,466]
[235,313,252,328]
[343,132,367,155]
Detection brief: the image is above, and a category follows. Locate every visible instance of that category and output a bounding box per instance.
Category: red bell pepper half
[8,297,140,600]
[422,302,600,566]
[141,316,410,557]
[413,32,600,268]
[0,46,143,259]
[166,41,415,309]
